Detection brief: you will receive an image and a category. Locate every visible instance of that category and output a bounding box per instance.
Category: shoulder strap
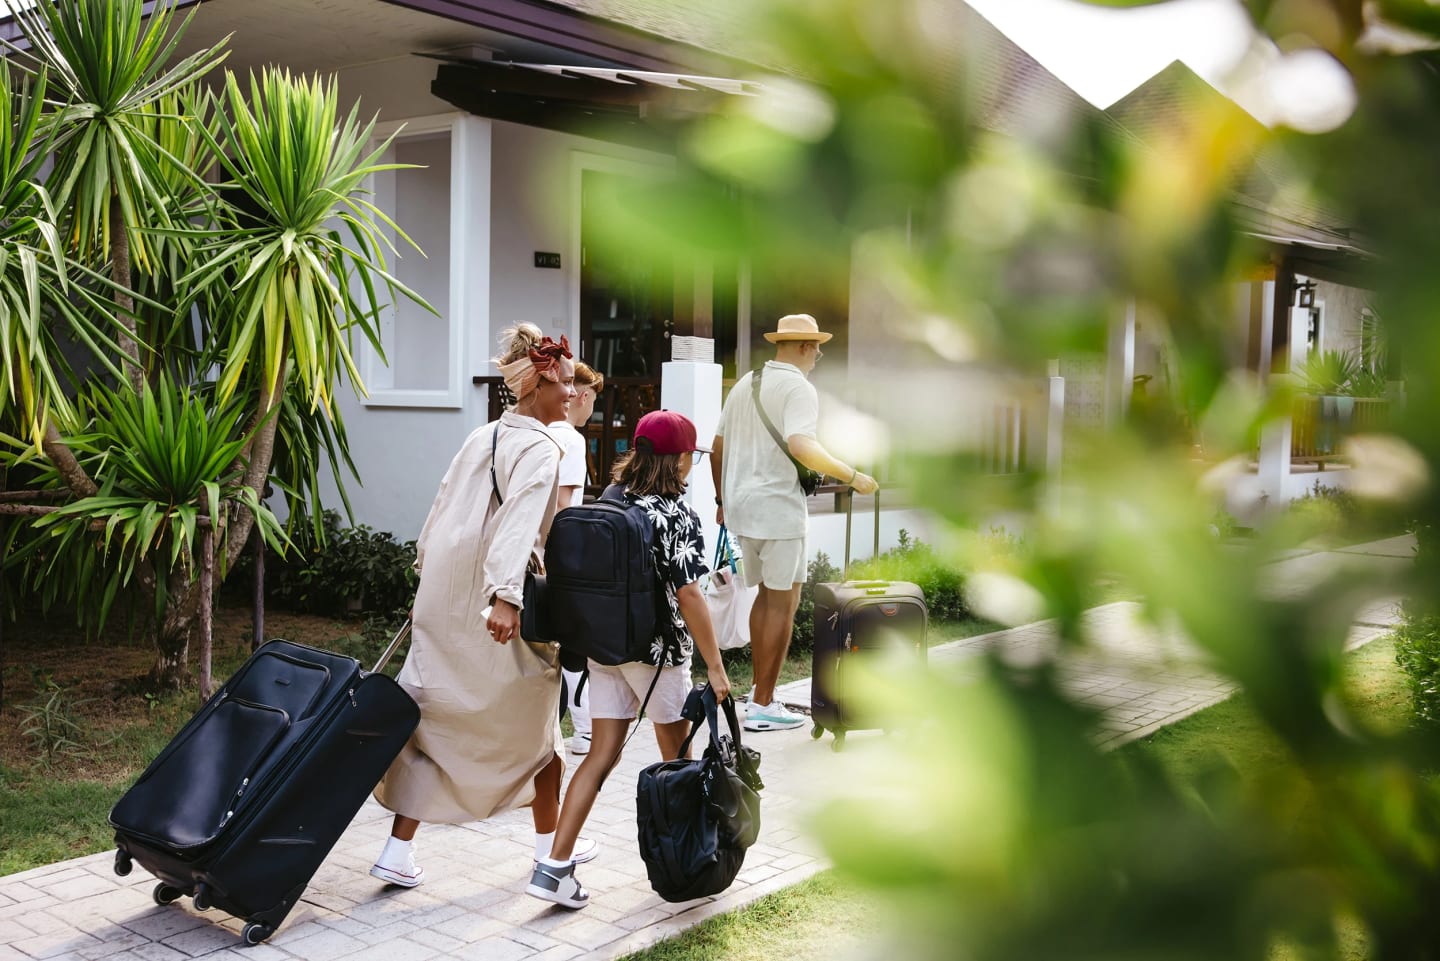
[490,421,559,507]
[751,367,791,458]
[752,368,818,488]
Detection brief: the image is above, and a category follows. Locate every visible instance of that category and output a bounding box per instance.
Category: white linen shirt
[714,360,819,540]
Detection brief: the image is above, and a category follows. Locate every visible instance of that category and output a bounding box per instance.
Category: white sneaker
[571,836,599,864]
[369,843,425,888]
[527,860,588,910]
[568,733,591,755]
[744,699,806,731]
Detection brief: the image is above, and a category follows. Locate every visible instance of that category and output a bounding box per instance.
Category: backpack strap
[622,632,678,752]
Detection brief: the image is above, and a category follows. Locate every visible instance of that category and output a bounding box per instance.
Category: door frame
[567,150,674,368]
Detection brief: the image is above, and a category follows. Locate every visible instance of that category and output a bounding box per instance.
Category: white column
[1257,279,1275,375]
[1105,301,1136,426]
[1287,306,1312,371]
[661,358,725,552]
[457,115,493,436]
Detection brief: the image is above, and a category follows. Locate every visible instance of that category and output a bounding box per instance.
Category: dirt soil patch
[1,599,375,782]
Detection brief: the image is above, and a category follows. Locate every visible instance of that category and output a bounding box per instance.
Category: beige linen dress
[374,412,563,824]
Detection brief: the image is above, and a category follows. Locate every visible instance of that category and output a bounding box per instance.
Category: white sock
[534,831,555,861]
[540,856,571,869]
[379,835,412,868]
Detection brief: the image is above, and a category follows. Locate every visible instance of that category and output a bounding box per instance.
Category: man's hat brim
[763,331,833,344]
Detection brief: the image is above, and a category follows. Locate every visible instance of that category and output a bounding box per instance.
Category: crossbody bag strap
[490,420,559,507]
[751,368,817,488]
[750,368,792,460]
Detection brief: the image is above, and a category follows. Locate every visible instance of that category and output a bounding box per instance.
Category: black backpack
[636,686,764,902]
[542,483,664,666]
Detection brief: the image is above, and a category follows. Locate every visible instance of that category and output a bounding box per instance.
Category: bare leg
[390,815,419,841]
[750,583,802,706]
[531,752,564,835]
[550,718,629,862]
[653,718,693,761]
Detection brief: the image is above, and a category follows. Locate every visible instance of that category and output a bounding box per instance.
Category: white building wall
[303,64,480,540]
[1313,278,1370,358]
[486,121,673,360]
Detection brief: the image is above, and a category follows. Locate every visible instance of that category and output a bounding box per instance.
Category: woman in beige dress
[369,323,596,886]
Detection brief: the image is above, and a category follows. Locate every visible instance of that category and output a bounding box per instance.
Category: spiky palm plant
[7,0,227,390]
[11,376,284,678]
[184,67,430,558]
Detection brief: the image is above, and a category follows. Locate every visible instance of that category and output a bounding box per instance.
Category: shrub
[18,680,93,769]
[849,529,970,621]
[258,510,418,616]
[1396,525,1440,724]
[784,532,972,654]
[1287,481,1359,540]
[1395,610,1440,725]
[790,551,842,656]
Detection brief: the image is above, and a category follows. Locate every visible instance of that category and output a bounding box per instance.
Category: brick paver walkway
[0,536,1412,960]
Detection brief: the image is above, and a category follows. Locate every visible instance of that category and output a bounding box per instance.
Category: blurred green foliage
[611,0,1440,956]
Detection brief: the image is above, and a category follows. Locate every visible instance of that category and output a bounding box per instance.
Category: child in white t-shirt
[548,363,603,754]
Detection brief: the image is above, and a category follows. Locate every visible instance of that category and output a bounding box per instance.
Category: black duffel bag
[636,685,764,902]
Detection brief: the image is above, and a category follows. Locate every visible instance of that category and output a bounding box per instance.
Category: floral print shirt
[625,490,708,667]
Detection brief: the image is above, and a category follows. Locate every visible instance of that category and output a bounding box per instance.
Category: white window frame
[360,112,472,409]
[568,150,675,352]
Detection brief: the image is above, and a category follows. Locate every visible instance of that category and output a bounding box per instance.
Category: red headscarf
[499,334,573,399]
[528,335,572,382]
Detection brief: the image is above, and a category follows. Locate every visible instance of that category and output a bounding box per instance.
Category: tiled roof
[540,0,1107,136]
[1107,60,1365,254]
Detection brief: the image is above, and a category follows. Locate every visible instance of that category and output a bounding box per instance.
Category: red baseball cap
[633,410,710,455]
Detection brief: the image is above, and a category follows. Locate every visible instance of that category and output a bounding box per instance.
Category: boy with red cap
[527,410,732,910]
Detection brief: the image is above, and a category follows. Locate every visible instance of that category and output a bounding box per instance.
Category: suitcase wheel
[191,884,213,911]
[810,724,824,740]
[113,850,132,877]
[152,883,183,907]
[242,922,275,945]
[831,730,846,753]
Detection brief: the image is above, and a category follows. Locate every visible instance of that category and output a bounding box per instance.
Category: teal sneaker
[744,699,805,731]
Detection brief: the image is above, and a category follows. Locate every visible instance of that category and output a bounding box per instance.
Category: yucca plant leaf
[188,67,434,410]
[7,0,228,272]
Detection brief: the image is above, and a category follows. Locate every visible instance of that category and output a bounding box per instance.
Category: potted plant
[1295,349,1361,453]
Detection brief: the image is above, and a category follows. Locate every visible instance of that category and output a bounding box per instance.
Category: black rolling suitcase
[109,626,420,945]
[811,490,927,749]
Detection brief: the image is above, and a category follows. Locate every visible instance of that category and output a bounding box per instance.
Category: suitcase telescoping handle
[372,619,413,674]
[840,481,881,579]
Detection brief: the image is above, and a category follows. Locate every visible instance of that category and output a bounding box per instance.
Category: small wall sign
[534,251,562,269]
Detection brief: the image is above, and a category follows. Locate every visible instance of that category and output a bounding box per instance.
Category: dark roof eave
[378,0,748,73]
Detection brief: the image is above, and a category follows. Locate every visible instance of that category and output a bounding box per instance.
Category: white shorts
[586,658,694,724]
[737,535,808,591]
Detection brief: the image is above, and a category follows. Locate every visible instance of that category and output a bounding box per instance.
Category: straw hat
[763,313,833,344]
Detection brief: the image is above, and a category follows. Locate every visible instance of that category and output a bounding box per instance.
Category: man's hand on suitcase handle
[487,598,520,644]
[849,470,878,495]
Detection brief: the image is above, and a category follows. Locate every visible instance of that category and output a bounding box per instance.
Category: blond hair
[574,361,604,393]
[495,323,545,365]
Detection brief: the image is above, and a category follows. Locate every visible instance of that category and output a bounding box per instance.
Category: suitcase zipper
[208,671,367,859]
[217,777,251,828]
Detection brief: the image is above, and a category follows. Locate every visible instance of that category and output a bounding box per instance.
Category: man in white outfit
[710,314,878,731]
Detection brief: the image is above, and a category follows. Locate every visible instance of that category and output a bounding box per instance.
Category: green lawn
[617,871,879,961]
[1120,636,1410,961]
[631,636,1413,961]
